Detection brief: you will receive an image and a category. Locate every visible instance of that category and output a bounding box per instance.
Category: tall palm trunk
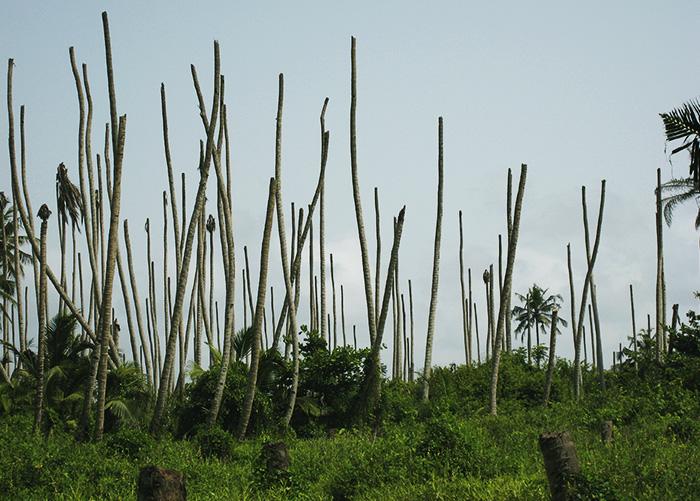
[123,221,153,384]
[349,37,377,346]
[566,244,577,366]
[421,116,444,402]
[341,284,346,346]
[630,284,637,371]
[489,164,527,415]
[505,168,513,350]
[459,210,468,364]
[573,182,606,399]
[358,207,406,420]
[151,41,221,435]
[237,178,276,439]
[34,204,51,432]
[408,278,414,380]
[374,187,381,333]
[13,201,24,354]
[655,168,665,359]
[467,268,473,364]
[331,253,338,349]
[94,115,126,441]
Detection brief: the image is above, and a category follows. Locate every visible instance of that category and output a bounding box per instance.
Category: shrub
[193,425,237,460]
[105,426,155,459]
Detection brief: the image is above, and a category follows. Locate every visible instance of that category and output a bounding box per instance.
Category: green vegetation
[1,312,700,499]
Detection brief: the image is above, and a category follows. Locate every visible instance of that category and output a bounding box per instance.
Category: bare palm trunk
[237,178,276,439]
[630,284,637,371]
[655,168,665,359]
[331,253,338,349]
[150,41,221,435]
[505,168,513,350]
[341,284,346,346]
[573,182,607,399]
[409,279,415,380]
[474,302,481,364]
[468,268,473,364]
[421,117,444,402]
[374,187,381,333]
[349,37,377,347]
[459,211,468,364]
[34,205,51,432]
[489,164,527,415]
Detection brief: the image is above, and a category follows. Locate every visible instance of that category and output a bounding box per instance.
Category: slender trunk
[655,168,664,359]
[12,201,24,355]
[320,161,328,344]
[573,182,607,399]
[474,302,481,364]
[630,284,637,371]
[543,309,559,405]
[150,41,221,435]
[505,168,513,350]
[459,211,468,364]
[34,205,51,433]
[421,116,444,402]
[123,221,153,383]
[467,268,473,365]
[409,279,415,380]
[330,253,338,349]
[341,285,346,346]
[237,178,276,439]
[588,304,596,371]
[489,164,527,415]
[309,215,314,331]
[374,187,381,333]
[566,243,577,366]
[349,37,377,346]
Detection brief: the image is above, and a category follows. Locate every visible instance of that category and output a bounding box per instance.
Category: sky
[1,1,699,372]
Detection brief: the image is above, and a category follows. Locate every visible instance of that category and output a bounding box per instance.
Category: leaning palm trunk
[237,178,276,440]
[123,221,153,384]
[349,37,377,346]
[34,204,51,432]
[421,116,444,402]
[268,74,301,427]
[543,308,559,405]
[13,201,24,354]
[374,187,381,333]
[488,164,527,415]
[358,207,406,421]
[7,59,115,364]
[630,284,638,371]
[205,78,237,426]
[150,41,221,435]
[573,182,607,399]
[94,115,126,441]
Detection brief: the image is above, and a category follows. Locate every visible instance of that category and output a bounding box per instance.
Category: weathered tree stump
[262,441,290,476]
[539,431,581,501]
[600,420,614,444]
[137,465,186,501]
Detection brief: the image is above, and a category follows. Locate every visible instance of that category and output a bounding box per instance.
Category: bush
[105,426,155,459]
[193,425,237,460]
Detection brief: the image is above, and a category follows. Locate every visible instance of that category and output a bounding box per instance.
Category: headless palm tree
[421,116,444,402]
[34,204,51,432]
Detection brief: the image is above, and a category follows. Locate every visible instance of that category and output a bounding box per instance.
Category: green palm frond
[105,398,134,422]
[55,163,83,229]
[660,100,700,142]
[232,327,255,362]
[661,188,698,226]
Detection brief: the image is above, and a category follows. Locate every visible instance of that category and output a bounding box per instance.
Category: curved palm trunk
[94,115,126,441]
[374,187,381,333]
[34,205,51,433]
[358,207,406,420]
[349,37,377,346]
[150,41,221,435]
[237,178,276,439]
[573,182,607,399]
[566,244,577,363]
[421,117,444,402]
[489,164,527,415]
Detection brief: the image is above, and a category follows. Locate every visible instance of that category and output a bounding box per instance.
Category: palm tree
[35,204,51,433]
[512,284,566,366]
[55,163,83,314]
[658,100,700,228]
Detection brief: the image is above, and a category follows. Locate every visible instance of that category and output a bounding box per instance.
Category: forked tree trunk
[488,164,527,415]
[237,178,276,439]
[421,116,444,402]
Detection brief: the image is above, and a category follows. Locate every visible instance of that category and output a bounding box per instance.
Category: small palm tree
[659,100,700,228]
[512,284,567,366]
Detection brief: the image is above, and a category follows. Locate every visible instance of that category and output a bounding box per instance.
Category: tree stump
[137,465,186,501]
[262,441,290,476]
[600,420,613,444]
[539,431,581,501]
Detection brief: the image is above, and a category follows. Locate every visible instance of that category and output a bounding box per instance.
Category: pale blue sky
[2,1,699,369]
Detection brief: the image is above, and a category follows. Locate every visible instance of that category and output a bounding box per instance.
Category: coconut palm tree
[658,99,700,227]
[55,163,83,314]
[35,204,51,432]
[512,284,567,366]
